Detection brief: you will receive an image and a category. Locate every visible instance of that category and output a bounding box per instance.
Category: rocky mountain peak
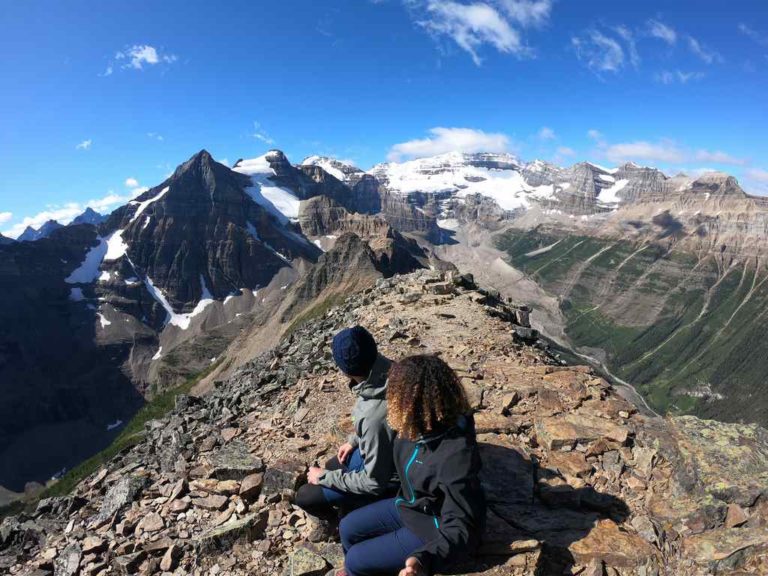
[690,172,746,197]
[71,208,106,227]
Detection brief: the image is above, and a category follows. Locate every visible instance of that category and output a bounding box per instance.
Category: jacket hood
[350,354,391,400]
[418,413,475,445]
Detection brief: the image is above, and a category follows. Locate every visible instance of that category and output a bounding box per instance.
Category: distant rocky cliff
[2,271,766,576]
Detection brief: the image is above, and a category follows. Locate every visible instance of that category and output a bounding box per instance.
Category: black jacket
[393,414,485,573]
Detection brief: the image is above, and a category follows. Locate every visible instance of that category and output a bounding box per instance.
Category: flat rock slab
[194,513,266,553]
[287,546,330,576]
[262,460,306,496]
[535,413,629,451]
[204,440,264,481]
[568,519,660,569]
[662,416,768,506]
[682,526,768,572]
[53,543,81,576]
[97,476,146,522]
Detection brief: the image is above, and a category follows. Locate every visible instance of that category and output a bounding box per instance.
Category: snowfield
[234,154,301,222]
[144,274,215,330]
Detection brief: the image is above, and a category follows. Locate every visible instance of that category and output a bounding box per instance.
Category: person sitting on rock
[296,325,398,519]
[338,354,486,576]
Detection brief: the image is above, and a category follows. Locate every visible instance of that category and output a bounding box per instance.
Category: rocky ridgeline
[2,271,768,576]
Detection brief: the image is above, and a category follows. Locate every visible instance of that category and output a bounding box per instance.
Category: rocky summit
[2,271,767,576]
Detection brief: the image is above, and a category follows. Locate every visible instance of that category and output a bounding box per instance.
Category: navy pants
[340,498,425,576]
[295,448,377,518]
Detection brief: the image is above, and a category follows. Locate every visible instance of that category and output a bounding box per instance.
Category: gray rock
[53,543,81,576]
[98,476,146,522]
[205,440,264,480]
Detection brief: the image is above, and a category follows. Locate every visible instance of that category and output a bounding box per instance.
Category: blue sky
[1,0,767,237]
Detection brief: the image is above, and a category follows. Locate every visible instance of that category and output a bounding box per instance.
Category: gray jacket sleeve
[346,432,359,448]
[318,416,395,495]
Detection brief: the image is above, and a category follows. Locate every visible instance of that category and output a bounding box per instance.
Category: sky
[1,0,767,238]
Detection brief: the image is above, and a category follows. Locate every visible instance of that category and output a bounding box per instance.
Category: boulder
[287,546,329,576]
[194,513,266,553]
[53,543,82,576]
[205,440,264,480]
[262,460,306,497]
[535,414,629,451]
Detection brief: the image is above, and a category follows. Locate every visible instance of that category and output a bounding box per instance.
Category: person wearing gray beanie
[295,325,398,520]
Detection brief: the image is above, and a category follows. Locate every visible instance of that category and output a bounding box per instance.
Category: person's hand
[308,466,325,485]
[337,442,354,464]
[398,557,424,576]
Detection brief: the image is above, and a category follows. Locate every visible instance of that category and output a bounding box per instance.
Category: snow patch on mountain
[598,179,629,206]
[144,274,215,329]
[65,238,109,284]
[234,155,301,222]
[301,156,348,181]
[129,186,170,224]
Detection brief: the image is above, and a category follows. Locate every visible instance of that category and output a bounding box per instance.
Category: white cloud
[76,139,92,150]
[687,36,723,64]
[738,23,768,47]
[417,1,526,65]
[587,129,603,141]
[746,168,768,183]
[147,132,164,141]
[495,0,552,28]
[602,140,686,164]
[0,212,12,225]
[387,126,511,161]
[2,189,146,239]
[647,19,677,45]
[655,70,704,84]
[615,25,639,68]
[537,126,556,141]
[218,158,231,167]
[253,122,275,145]
[572,30,625,74]
[556,146,575,156]
[695,150,746,166]
[125,177,140,188]
[104,44,177,75]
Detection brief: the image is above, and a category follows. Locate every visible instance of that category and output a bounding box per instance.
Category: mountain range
[2,145,768,496]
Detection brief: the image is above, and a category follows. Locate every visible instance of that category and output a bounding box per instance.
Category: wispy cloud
[417,1,525,65]
[2,188,146,239]
[147,132,164,141]
[746,168,768,182]
[598,138,747,168]
[655,69,704,84]
[495,0,552,28]
[252,122,275,145]
[738,23,768,47]
[556,146,575,156]
[615,25,639,68]
[572,29,625,74]
[537,126,556,141]
[396,0,552,65]
[647,19,677,45]
[602,140,686,164]
[387,126,511,161]
[695,150,746,166]
[587,129,603,141]
[103,44,177,75]
[687,36,723,64]
[76,139,92,150]
[125,177,140,188]
[0,212,12,225]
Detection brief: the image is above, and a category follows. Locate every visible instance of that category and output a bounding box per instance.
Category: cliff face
[2,271,766,576]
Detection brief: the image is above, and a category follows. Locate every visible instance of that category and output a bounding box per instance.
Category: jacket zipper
[395,444,421,508]
[395,443,441,531]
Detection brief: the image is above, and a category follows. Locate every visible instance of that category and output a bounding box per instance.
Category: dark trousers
[340,498,425,576]
[295,448,376,518]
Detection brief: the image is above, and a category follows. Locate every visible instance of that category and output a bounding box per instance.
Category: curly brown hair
[387,354,471,441]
